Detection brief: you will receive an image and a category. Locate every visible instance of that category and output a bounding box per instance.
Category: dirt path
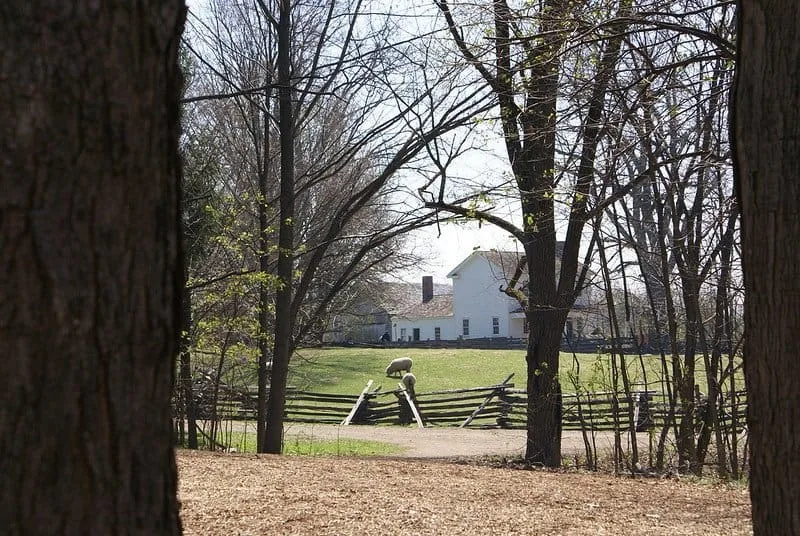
[279,423,629,459]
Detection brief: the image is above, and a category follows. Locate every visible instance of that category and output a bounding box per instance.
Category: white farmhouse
[388,276,454,342]
[323,279,452,343]
[392,249,603,342]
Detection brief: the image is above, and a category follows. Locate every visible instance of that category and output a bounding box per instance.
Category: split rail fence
[198,375,747,432]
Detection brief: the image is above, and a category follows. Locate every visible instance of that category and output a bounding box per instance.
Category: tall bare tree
[265,0,295,454]
[605,1,738,473]
[185,0,490,452]
[734,0,800,532]
[429,0,634,465]
[0,0,185,533]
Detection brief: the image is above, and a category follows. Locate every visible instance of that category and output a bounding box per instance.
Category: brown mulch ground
[178,450,752,536]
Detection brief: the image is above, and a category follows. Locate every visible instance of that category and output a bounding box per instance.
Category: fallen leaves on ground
[178,450,751,536]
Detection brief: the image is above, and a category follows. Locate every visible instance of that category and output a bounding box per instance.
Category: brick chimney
[422,275,434,303]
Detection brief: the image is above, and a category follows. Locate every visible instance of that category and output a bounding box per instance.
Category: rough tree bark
[0,1,186,534]
[734,0,800,533]
[264,0,295,454]
[257,92,273,452]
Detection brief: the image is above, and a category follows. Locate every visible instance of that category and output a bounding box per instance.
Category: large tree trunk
[0,1,185,534]
[734,0,800,533]
[525,321,564,466]
[256,97,273,452]
[676,277,700,473]
[264,0,294,454]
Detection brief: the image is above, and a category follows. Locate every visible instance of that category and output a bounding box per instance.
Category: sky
[401,219,521,284]
[394,139,524,284]
[183,0,558,287]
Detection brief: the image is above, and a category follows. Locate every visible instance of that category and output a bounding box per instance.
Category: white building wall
[392,316,455,342]
[390,252,605,342]
[451,256,518,338]
[508,316,526,339]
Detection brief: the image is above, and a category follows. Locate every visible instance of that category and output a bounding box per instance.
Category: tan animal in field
[401,372,416,391]
[385,357,412,377]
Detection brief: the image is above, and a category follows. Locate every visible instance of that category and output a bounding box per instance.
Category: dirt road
[278,423,630,459]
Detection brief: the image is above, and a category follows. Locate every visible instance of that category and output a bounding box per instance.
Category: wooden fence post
[460,373,514,428]
[397,383,424,428]
[497,389,513,428]
[634,391,653,432]
[341,380,373,426]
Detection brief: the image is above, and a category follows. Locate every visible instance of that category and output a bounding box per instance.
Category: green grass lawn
[286,346,742,396]
[289,347,528,394]
[196,430,402,456]
[195,345,742,398]
[288,347,665,394]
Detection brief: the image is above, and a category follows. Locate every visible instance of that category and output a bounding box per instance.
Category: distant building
[392,249,604,342]
[322,279,452,343]
[326,248,604,344]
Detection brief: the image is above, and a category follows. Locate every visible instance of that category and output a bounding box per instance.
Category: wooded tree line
[178,0,491,453]
[177,0,742,473]
[1,0,797,534]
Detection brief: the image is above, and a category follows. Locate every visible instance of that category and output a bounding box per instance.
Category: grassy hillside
[287,346,674,395]
[194,345,740,397]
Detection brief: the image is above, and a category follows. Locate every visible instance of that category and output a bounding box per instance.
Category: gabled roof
[446,242,570,283]
[373,281,453,319]
[394,294,453,320]
[480,250,527,281]
[446,249,525,282]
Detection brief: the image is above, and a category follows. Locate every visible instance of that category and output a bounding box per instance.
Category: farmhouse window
[434,327,441,340]
[400,328,407,340]
[492,317,500,335]
[523,320,529,334]
[462,318,470,336]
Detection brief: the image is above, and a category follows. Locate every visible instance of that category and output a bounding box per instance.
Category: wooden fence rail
[203,379,747,433]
